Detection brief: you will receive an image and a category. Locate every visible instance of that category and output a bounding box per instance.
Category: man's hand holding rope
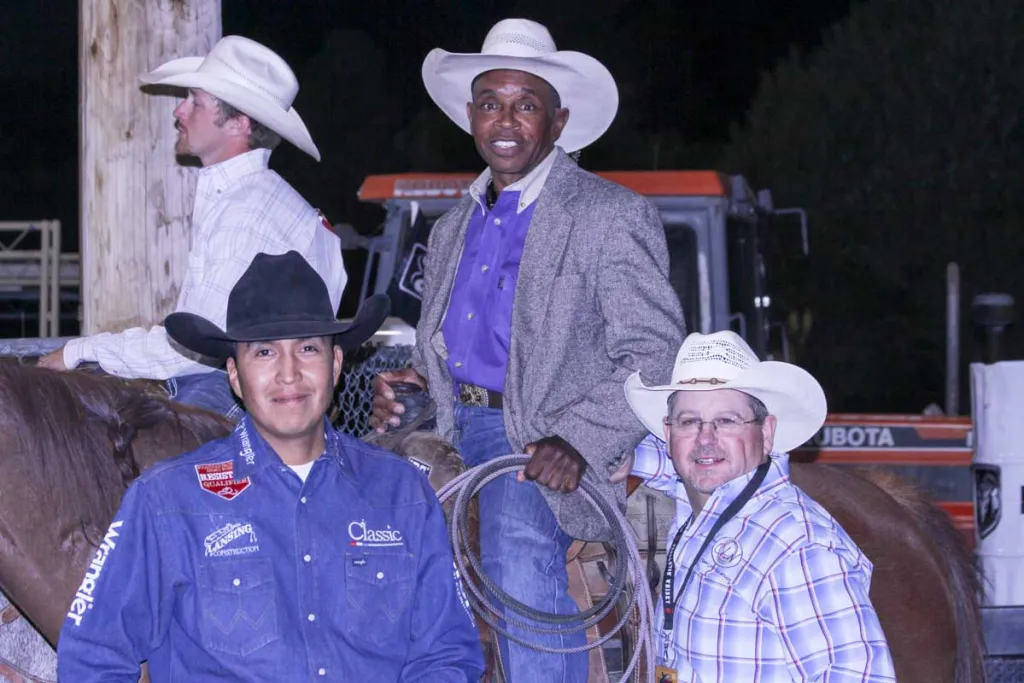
[519,435,587,493]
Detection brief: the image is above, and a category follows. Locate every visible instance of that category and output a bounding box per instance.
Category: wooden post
[79,0,221,335]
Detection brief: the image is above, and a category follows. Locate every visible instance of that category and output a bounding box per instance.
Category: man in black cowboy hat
[57,252,485,683]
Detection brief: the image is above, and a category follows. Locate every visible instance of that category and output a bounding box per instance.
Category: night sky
[0,0,855,251]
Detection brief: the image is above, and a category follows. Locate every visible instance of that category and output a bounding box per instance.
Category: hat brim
[165,294,391,361]
[140,59,320,161]
[421,49,619,153]
[624,361,827,454]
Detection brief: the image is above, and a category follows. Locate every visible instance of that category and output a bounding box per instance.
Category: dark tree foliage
[721,0,1024,412]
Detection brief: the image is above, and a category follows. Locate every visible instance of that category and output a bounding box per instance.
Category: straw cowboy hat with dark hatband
[140,35,321,161]
[421,18,620,153]
[625,331,827,454]
[165,251,390,361]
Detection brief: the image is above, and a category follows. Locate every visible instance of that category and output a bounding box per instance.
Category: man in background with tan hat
[39,36,345,422]
[371,18,684,682]
[625,330,895,682]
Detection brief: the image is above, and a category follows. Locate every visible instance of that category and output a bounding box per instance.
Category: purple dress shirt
[441,189,537,392]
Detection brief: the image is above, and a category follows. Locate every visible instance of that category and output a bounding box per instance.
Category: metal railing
[0,221,79,337]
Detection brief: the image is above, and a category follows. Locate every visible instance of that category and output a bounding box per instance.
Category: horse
[0,362,987,683]
[0,363,231,654]
[781,464,985,683]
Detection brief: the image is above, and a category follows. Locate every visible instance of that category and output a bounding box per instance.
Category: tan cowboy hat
[139,35,320,161]
[421,18,619,153]
[624,331,827,454]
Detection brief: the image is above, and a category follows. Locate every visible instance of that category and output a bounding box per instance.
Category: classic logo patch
[348,520,403,547]
[974,464,1001,540]
[66,520,123,627]
[204,522,259,558]
[195,461,251,501]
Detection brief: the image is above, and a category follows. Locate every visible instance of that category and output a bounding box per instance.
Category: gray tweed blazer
[412,148,685,541]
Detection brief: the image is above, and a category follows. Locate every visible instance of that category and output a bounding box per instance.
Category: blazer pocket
[543,394,585,433]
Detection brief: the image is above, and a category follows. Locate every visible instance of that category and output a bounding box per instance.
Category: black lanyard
[662,460,771,633]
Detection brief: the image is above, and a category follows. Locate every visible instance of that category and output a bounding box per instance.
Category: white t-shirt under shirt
[289,461,315,483]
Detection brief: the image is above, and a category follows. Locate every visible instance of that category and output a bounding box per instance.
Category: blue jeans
[454,404,587,683]
[166,371,243,422]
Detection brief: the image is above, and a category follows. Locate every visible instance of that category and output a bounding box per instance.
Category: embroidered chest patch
[195,461,251,501]
[710,538,743,568]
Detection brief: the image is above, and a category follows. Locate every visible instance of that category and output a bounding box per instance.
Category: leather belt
[457,382,504,409]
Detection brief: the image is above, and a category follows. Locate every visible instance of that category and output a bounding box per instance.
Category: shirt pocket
[198,557,280,656]
[345,550,416,645]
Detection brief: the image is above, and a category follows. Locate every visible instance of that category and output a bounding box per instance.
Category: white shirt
[64,149,347,380]
[288,461,315,483]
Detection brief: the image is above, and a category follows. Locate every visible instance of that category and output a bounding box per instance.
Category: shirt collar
[232,415,350,481]
[468,146,560,214]
[198,148,272,195]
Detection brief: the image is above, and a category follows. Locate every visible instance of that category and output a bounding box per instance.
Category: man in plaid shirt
[623,331,896,682]
[38,37,345,421]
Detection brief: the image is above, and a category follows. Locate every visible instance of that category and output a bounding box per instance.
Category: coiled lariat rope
[436,455,655,682]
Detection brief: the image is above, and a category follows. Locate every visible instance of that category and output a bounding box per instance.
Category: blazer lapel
[424,197,478,349]
[511,150,580,369]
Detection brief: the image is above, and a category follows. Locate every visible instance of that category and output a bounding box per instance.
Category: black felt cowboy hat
[165,251,390,360]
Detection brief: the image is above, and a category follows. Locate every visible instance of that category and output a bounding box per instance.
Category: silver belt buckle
[459,383,488,407]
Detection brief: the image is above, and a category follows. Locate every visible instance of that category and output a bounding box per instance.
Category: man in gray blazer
[371,18,685,682]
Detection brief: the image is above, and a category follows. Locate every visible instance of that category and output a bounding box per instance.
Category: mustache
[689,444,723,460]
[174,120,184,132]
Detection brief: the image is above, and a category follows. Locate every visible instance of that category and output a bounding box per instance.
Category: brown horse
[0,363,231,646]
[786,464,985,683]
[0,363,987,683]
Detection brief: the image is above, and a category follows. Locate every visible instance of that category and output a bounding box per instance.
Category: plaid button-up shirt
[633,435,896,682]
[64,149,346,380]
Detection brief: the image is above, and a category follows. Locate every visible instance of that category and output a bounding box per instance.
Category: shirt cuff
[63,336,95,369]
[631,434,670,478]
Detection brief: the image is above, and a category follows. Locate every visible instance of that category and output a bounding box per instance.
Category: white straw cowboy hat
[421,18,619,153]
[624,331,827,454]
[139,35,320,161]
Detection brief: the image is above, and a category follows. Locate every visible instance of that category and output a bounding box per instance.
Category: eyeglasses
[663,416,761,437]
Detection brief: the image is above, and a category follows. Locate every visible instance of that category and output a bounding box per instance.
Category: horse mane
[854,468,987,683]
[0,362,232,535]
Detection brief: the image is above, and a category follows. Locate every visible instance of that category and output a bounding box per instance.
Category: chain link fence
[335,343,416,437]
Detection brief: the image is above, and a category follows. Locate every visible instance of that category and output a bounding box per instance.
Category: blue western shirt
[56,416,484,683]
